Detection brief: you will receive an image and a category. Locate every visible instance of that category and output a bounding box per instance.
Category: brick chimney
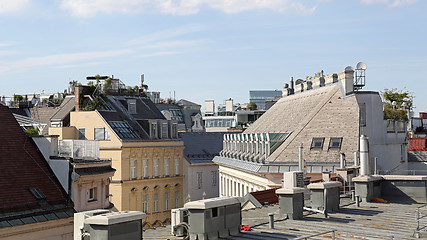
[74,86,83,111]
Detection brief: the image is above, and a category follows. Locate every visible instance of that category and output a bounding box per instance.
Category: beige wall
[73,172,114,212]
[0,217,73,240]
[49,127,77,140]
[69,110,185,226]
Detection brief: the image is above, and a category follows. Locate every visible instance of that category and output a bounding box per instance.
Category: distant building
[249,90,282,110]
[50,84,185,228]
[214,66,408,197]
[156,99,205,132]
[179,132,227,202]
[0,104,74,240]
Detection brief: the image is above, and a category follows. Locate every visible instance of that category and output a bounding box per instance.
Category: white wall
[183,159,219,202]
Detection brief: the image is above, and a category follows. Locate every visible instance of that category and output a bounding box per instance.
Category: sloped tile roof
[179,132,226,163]
[0,104,73,223]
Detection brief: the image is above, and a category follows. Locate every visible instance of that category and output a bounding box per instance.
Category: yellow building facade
[51,109,185,226]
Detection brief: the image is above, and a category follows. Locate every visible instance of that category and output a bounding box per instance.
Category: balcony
[58,140,100,159]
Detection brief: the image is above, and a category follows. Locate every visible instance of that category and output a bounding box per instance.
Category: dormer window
[171,123,178,139]
[127,99,137,114]
[151,122,157,139]
[161,123,168,139]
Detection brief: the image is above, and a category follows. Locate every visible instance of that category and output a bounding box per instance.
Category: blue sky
[0,0,426,114]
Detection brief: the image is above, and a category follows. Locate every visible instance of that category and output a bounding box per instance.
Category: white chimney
[360,135,370,176]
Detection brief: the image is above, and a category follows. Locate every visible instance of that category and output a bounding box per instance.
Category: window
[154,193,159,212]
[164,159,169,176]
[174,159,179,176]
[164,192,169,211]
[359,103,366,127]
[212,171,217,187]
[143,160,148,178]
[172,124,178,138]
[78,128,85,140]
[175,191,179,208]
[142,195,148,213]
[110,121,139,139]
[131,161,136,180]
[151,122,157,139]
[161,123,168,139]
[88,188,97,202]
[154,160,159,177]
[94,127,110,140]
[197,172,203,189]
[311,138,324,149]
[329,138,343,149]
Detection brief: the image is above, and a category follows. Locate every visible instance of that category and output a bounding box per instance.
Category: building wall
[183,161,219,202]
[0,217,73,240]
[219,166,268,197]
[73,173,113,212]
[49,127,77,140]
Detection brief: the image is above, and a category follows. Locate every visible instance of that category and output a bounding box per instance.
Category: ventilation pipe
[354,151,359,166]
[298,143,303,172]
[360,135,370,176]
[290,77,295,94]
[340,153,346,169]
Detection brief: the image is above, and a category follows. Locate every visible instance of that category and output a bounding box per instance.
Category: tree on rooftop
[247,102,257,110]
[381,88,414,121]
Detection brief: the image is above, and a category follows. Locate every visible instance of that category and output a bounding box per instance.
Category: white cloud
[125,24,207,46]
[137,51,181,58]
[60,0,316,18]
[0,49,133,73]
[361,0,418,7]
[0,0,30,15]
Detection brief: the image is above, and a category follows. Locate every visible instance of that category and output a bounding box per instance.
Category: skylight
[110,121,140,139]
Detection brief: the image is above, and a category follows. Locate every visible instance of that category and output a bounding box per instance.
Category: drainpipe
[360,135,370,176]
[298,143,303,172]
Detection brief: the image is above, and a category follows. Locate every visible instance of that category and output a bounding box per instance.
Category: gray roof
[143,197,425,239]
[408,151,427,162]
[50,96,75,121]
[176,99,200,107]
[98,96,168,140]
[179,132,226,163]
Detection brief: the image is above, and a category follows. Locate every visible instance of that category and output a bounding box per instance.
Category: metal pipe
[324,188,328,218]
[269,213,274,229]
[298,143,303,172]
[340,153,346,169]
[354,151,359,166]
[356,195,360,207]
[360,135,370,176]
[374,157,378,175]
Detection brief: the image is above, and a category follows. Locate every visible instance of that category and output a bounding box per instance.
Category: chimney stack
[74,86,83,112]
[360,135,370,176]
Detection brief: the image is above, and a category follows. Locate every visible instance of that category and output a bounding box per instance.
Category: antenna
[354,62,367,91]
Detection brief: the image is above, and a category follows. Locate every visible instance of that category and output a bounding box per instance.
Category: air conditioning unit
[171,208,188,236]
[283,171,304,189]
[74,209,109,240]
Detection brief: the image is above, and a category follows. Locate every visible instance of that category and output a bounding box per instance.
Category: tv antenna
[354,62,367,91]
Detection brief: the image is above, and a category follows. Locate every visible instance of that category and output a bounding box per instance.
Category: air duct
[360,135,370,176]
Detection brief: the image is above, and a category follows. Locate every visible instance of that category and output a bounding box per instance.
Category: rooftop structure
[249,90,282,110]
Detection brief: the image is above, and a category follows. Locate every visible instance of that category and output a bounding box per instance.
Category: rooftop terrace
[143,197,426,239]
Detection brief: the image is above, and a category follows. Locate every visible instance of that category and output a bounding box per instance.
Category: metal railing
[58,140,100,159]
[414,204,427,238]
[296,229,337,240]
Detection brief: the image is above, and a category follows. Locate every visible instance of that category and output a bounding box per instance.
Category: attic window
[311,138,324,149]
[110,121,139,139]
[127,99,137,114]
[29,188,46,200]
[329,138,343,149]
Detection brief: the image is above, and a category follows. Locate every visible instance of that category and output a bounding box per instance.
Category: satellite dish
[356,62,367,70]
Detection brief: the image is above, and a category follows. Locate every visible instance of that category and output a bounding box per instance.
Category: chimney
[74,86,83,111]
[338,66,355,95]
[360,135,370,176]
[298,143,303,172]
[340,153,346,169]
[290,77,294,94]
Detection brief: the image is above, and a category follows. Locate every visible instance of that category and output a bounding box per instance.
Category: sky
[0,0,426,114]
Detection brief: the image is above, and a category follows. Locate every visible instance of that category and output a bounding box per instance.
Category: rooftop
[143,197,425,239]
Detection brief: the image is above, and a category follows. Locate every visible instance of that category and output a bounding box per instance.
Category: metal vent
[29,188,46,200]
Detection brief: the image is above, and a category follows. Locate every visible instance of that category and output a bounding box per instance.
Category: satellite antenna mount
[354,62,367,91]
